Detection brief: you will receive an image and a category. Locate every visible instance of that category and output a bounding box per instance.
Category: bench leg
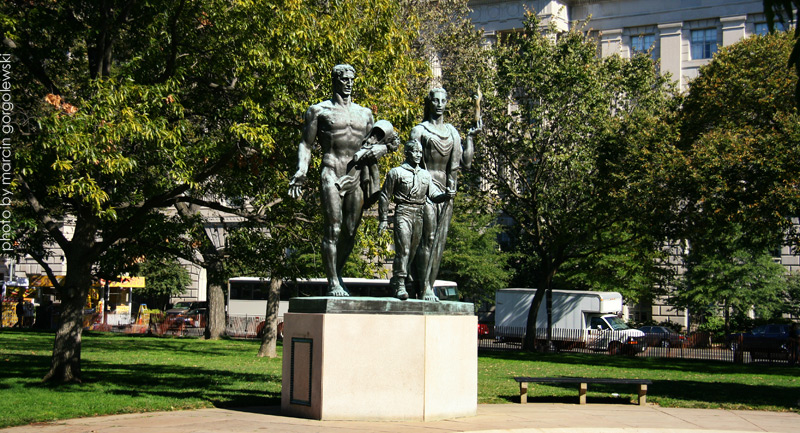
[579,382,587,405]
[520,382,528,404]
[638,384,647,405]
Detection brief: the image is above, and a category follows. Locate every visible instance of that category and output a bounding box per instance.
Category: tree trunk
[522,287,546,351]
[257,278,282,358]
[205,280,226,340]
[723,298,730,334]
[43,283,89,383]
[522,269,556,352]
[202,257,227,340]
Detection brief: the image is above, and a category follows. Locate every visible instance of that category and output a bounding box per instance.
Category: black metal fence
[479,325,792,365]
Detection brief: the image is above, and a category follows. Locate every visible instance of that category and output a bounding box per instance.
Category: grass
[479,350,800,410]
[0,329,282,428]
[1,329,799,428]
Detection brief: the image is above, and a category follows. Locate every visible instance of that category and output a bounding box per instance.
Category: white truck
[495,288,646,354]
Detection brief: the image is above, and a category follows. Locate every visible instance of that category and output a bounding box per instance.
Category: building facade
[470,0,773,90]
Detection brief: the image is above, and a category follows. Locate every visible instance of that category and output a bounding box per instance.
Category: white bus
[225,277,459,338]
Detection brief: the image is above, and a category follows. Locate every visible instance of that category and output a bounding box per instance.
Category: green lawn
[1,329,798,428]
[479,350,800,410]
[0,330,282,428]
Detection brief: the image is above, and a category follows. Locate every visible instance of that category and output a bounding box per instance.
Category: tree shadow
[1,330,283,407]
[480,349,794,377]
[503,379,800,409]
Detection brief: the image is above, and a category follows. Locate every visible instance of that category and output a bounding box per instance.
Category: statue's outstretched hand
[289,173,306,199]
[378,220,389,233]
[468,118,483,136]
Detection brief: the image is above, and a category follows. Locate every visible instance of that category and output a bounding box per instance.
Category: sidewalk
[3,404,799,433]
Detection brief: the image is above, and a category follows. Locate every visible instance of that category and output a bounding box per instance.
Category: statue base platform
[280,297,477,421]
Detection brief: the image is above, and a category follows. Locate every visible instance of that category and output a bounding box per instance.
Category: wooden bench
[514,376,652,405]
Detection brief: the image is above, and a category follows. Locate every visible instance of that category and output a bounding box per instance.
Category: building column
[658,22,683,88]
[599,28,623,57]
[540,0,569,33]
[720,15,747,47]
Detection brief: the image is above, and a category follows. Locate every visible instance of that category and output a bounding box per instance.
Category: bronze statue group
[289,64,480,301]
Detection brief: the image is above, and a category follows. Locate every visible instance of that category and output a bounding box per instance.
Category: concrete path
[3,404,800,433]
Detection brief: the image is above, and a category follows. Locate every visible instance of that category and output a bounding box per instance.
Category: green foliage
[407,0,493,137]
[135,258,191,301]
[784,271,800,317]
[679,30,800,251]
[343,217,394,279]
[673,234,787,329]
[763,0,800,104]
[478,13,680,297]
[676,30,800,329]
[555,233,675,305]
[439,193,511,304]
[4,0,435,379]
[694,315,726,340]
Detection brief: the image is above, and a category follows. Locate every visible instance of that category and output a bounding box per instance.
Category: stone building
[470,0,777,90]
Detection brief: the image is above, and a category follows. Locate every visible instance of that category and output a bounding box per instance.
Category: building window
[755,21,785,36]
[691,28,718,59]
[631,34,656,54]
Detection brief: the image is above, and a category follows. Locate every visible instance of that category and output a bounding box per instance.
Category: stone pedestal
[280,297,477,421]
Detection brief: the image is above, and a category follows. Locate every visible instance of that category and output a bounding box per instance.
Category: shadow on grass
[650,380,799,409]
[89,357,281,407]
[480,349,792,377]
[1,329,282,408]
[497,374,799,410]
[500,392,634,405]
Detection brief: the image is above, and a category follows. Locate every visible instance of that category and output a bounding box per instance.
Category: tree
[671,226,787,331]
[679,30,800,253]
[135,258,191,311]
[783,272,800,318]
[676,30,800,330]
[554,231,675,307]
[763,0,800,104]
[438,193,511,305]
[477,14,680,350]
[223,224,304,358]
[4,0,428,382]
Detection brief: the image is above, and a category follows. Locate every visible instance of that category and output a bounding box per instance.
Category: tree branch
[3,37,61,95]
[171,196,284,223]
[94,143,242,255]
[16,176,70,250]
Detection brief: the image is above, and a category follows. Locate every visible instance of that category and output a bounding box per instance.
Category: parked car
[175,308,207,328]
[638,325,686,348]
[166,301,207,317]
[727,324,790,360]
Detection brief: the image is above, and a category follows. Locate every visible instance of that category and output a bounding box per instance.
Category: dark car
[638,325,686,348]
[728,324,790,360]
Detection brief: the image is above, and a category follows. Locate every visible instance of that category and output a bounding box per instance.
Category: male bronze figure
[289,64,397,297]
